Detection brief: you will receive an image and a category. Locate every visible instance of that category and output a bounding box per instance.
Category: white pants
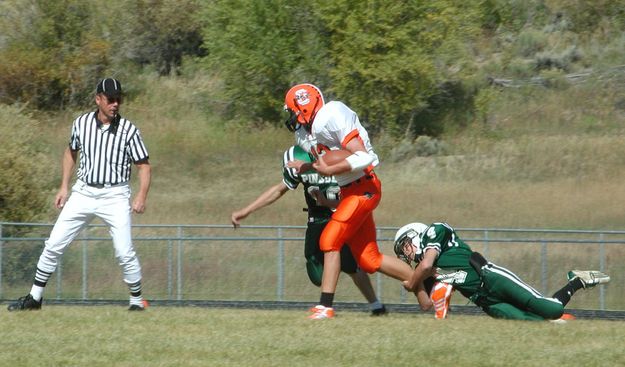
[37,181,142,284]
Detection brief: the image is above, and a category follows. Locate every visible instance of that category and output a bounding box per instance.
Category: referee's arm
[55,147,78,209]
[132,159,151,214]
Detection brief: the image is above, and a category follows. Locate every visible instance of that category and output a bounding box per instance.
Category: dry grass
[35,74,625,230]
[15,75,624,309]
[378,166,625,229]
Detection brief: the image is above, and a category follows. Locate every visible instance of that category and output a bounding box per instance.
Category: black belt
[469,251,488,275]
[340,173,375,188]
[85,182,126,188]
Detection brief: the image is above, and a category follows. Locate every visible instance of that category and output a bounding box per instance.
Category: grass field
[4,74,625,367]
[1,305,624,367]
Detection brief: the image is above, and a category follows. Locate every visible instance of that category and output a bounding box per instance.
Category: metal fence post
[0,223,3,299]
[56,257,62,300]
[277,227,284,301]
[82,230,88,300]
[483,230,489,259]
[376,228,384,302]
[177,226,183,301]
[167,239,173,300]
[541,242,547,294]
[599,233,606,310]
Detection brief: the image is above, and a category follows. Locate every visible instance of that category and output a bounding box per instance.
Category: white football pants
[37,181,142,284]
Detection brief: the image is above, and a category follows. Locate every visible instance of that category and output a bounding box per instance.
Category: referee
[8,78,152,311]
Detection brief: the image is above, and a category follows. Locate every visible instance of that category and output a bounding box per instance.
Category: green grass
[1,306,624,367]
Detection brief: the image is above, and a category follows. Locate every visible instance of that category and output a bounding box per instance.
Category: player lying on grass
[394,222,610,321]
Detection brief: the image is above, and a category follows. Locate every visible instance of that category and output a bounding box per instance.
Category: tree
[199,0,330,124]
[317,0,482,136]
[0,0,111,109]
[113,0,206,75]
[199,0,483,136]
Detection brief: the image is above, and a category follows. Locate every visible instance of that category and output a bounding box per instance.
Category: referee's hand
[132,197,146,214]
[54,188,69,209]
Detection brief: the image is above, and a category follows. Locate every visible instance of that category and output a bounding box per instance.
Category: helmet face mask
[394,230,421,264]
[394,223,428,265]
[284,107,301,132]
[283,84,324,131]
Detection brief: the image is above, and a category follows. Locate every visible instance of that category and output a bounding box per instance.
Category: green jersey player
[231,145,386,315]
[394,222,610,321]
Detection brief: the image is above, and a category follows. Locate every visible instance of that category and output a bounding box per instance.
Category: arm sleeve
[128,129,150,163]
[345,151,374,172]
[69,119,80,151]
[423,225,443,257]
[282,147,300,190]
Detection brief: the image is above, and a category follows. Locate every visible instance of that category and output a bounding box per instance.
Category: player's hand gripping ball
[319,149,351,166]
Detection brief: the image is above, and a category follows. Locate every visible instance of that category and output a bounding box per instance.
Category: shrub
[515,29,548,57]
[0,105,55,222]
[0,0,112,109]
[388,136,447,162]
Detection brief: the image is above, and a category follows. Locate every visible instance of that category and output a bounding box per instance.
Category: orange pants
[319,172,382,273]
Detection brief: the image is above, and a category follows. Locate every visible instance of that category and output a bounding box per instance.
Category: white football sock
[30,285,45,301]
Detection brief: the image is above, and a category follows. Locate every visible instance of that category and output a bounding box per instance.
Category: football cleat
[567,270,610,289]
[430,282,454,319]
[309,305,323,313]
[128,299,149,311]
[371,305,387,316]
[308,305,334,320]
[7,294,42,312]
[550,313,576,324]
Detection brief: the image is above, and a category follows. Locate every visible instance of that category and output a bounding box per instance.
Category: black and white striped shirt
[69,111,149,185]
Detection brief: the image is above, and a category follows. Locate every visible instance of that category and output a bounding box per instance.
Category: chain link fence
[1,222,623,310]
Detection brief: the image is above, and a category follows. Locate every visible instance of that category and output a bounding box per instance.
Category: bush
[113,0,206,75]
[534,46,582,72]
[0,105,55,222]
[0,1,112,109]
[388,136,447,162]
[515,29,548,57]
[0,104,57,285]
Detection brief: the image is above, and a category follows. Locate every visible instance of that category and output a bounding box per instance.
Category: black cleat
[128,304,145,311]
[128,300,148,311]
[7,294,42,311]
[371,305,387,316]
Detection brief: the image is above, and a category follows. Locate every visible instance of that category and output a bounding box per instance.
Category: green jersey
[418,223,482,299]
[419,223,567,321]
[282,145,340,224]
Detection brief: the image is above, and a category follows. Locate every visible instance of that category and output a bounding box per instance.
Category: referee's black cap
[96,78,122,97]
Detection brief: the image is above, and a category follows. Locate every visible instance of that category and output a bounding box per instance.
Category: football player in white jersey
[231,144,387,316]
[284,84,430,319]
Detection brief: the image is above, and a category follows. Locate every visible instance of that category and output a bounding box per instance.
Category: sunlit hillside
[30,70,625,231]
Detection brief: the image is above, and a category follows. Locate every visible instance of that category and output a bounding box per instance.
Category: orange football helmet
[284,83,325,131]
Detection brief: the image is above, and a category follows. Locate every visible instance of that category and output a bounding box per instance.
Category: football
[319,149,351,165]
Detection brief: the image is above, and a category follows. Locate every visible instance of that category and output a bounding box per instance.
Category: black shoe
[128,299,148,311]
[371,305,387,316]
[7,294,42,311]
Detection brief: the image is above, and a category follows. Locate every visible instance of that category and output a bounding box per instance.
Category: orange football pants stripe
[319,173,383,273]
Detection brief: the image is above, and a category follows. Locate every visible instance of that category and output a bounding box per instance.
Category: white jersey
[310,101,379,186]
